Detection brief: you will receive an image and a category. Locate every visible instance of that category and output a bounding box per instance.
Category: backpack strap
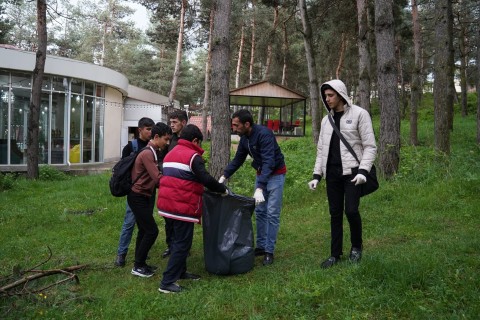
[131,139,139,153]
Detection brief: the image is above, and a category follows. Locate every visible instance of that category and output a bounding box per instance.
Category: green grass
[1,111,480,319]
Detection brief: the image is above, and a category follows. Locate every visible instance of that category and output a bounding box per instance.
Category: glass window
[11,72,31,88]
[85,81,94,96]
[42,76,51,91]
[51,92,66,164]
[71,79,82,94]
[96,85,104,97]
[10,88,30,164]
[52,76,68,92]
[95,98,104,162]
[83,96,94,163]
[39,92,50,164]
[0,70,8,86]
[69,93,82,163]
[0,86,8,164]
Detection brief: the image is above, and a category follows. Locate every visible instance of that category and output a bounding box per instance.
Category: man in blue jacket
[219,109,287,266]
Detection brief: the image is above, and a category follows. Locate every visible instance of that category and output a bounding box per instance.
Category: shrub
[38,165,69,181]
[0,172,17,191]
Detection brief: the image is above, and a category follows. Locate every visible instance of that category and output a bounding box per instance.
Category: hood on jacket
[320,79,352,112]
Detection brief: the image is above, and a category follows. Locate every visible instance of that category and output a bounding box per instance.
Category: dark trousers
[127,192,159,268]
[326,165,362,258]
[164,217,173,248]
[161,219,194,286]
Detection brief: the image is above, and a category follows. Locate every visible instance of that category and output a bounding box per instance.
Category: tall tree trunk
[433,0,454,154]
[264,5,279,80]
[281,15,291,86]
[202,7,215,139]
[235,24,244,89]
[249,0,256,84]
[375,0,400,178]
[410,0,422,146]
[336,33,347,79]
[476,27,480,145]
[459,22,468,117]
[356,0,371,112]
[396,36,408,118]
[169,0,187,104]
[298,0,321,144]
[27,0,47,179]
[209,0,232,179]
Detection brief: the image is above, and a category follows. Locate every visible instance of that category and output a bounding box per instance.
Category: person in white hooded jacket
[307,79,377,268]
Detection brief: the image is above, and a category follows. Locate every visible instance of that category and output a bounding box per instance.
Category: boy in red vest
[157,124,227,293]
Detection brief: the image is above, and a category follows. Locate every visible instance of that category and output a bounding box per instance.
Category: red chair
[294,119,301,127]
[272,120,280,133]
[267,119,274,130]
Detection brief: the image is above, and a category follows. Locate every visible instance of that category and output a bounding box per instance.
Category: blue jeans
[254,174,285,254]
[117,195,155,255]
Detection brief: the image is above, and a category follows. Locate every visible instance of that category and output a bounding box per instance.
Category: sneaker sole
[131,270,154,278]
[158,288,180,293]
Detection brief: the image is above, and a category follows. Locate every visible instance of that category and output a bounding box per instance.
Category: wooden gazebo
[229,81,307,136]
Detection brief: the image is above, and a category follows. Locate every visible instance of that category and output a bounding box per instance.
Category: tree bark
[209,0,232,179]
[336,33,347,79]
[433,0,454,154]
[298,0,321,144]
[375,0,400,178]
[235,24,244,89]
[27,0,47,180]
[202,7,215,139]
[410,0,422,146]
[476,27,480,145]
[249,0,256,84]
[168,0,187,104]
[458,20,468,117]
[356,0,371,112]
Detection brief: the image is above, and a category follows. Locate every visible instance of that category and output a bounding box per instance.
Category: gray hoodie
[312,79,377,178]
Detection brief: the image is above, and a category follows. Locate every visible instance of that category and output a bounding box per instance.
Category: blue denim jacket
[224,124,285,189]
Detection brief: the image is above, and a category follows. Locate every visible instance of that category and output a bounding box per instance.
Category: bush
[0,172,17,191]
[38,165,69,181]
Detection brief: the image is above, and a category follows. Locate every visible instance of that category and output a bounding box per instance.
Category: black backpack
[109,141,151,197]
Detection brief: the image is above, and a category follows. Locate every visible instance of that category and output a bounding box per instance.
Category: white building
[0,46,178,171]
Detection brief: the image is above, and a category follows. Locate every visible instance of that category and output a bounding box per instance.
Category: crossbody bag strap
[328,114,360,165]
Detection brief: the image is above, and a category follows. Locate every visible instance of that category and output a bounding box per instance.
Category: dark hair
[231,109,253,126]
[168,109,188,123]
[138,117,155,128]
[321,84,347,105]
[152,122,172,138]
[179,124,203,142]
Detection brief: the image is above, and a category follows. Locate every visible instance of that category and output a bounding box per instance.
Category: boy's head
[168,110,188,135]
[151,122,172,150]
[179,124,203,146]
[137,117,155,141]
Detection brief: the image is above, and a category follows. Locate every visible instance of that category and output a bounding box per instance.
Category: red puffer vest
[157,140,205,224]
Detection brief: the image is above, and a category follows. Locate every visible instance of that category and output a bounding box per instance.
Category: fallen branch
[0,264,87,296]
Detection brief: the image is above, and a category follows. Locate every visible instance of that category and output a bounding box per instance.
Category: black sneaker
[114,253,126,267]
[180,272,201,280]
[263,253,274,266]
[321,256,340,269]
[145,264,158,272]
[254,248,265,256]
[131,266,154,278]
[349,247,362,263]
[162,247,171,259]
[158,282,183,293]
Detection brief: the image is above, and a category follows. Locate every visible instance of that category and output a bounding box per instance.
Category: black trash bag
[202,190,255,275]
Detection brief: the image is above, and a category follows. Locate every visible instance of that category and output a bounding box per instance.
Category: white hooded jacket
[313,79,377,178]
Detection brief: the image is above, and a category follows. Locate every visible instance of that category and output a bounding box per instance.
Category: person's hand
[351,174,367,185]
[253,188,265,205]
[218,175,226,184]
[221,188,230,197]
[307,179,319,190]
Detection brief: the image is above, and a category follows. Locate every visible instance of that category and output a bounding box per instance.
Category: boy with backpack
[114,117,155,267]
[129,122,172,277]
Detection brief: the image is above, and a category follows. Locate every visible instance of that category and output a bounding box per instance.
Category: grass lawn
[1,111,479,319]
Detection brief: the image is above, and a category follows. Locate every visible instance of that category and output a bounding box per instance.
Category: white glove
[351,174,367,186]
[307,179,319,190]
[218,175,226,184]
[253,188,265,205]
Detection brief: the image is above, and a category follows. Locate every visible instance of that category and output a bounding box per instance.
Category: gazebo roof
[229,81,306,107]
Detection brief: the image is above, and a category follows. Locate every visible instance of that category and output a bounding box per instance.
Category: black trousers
[164,217,173,248]
[326,165,362,258]
[127,192,159,268]
[161,219,194,286]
